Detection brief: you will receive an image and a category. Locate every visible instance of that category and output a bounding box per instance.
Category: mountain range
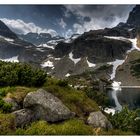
[0,5,140,86]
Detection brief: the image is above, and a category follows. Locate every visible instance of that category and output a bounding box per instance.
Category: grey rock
[12,109,35,127]
[3,97,21,112]
[87,111,113,130]
[23,89,74,122]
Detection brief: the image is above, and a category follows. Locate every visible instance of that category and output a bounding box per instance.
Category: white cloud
[0,18,58,37]
[73,16,130,35]
[64,29,73,38]
[59,18,67,29]
[65,5,134,35]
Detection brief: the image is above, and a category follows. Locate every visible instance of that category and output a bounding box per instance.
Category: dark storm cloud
[0,5,135,37]
[64,5,134,21]
[63,5,135,35]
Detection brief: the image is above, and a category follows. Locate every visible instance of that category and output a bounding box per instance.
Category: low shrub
[109,107,140,134]
[0,86,16,97]
[57,80,68,87]
[85,89,110,108]
[0,97,12,113]
[0,61,47,87]
[16,119,95,135]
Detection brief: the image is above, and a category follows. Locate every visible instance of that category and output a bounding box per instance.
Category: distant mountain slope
[1,5,140,82]
[18,32,65,46]
[127,5,140,27]
[0,20,18,39]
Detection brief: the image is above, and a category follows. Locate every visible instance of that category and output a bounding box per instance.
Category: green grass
[0,113,15,135]
[99,129,135,135]
[43,78,99,118]
[0,86,16,97]
[15,119,95,135]
[0,86,37,105]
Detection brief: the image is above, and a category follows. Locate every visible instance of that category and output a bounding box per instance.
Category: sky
[0,5,135,38]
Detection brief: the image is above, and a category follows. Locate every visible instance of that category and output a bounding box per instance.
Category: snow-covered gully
[104,36,140,113]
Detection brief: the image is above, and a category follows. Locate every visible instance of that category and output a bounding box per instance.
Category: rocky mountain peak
[127,5,140,27]
[0,20,18,39]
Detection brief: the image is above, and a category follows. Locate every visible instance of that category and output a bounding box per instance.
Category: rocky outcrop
[0,20,17,39]
[12,109,35,127]
[115,50,140,86]
[87,111,112,130]
[54,35,132,64]
[127,5,140,27]
[12,89,74,127]
[19,32,65,46]
[3,97,20,112]
[23,89,74,122]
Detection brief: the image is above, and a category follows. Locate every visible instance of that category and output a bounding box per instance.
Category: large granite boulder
[87,111,112,130]
[12,109,35,127]
[23,89,74,122]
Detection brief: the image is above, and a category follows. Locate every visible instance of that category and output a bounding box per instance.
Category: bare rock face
[23,89,74,122]
[87,111,112,130]
[12,109,35,127]
[127,5,140,27]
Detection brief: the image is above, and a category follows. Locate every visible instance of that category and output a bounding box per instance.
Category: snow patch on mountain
[47,40,58,46]
[104,107,115,115]
[54,58,61,60]
[0,56,19,62]
[105,36,140,80]
[104,36,129,42]
[65,73,71,77]
[41,60,54,68]
[36,47,45,52]
[129,38,140,51]
[105,36,140,51]
[108,59,125,80]
[86,58,96,67]
[38,44,54,50]
[0,35,14,42]
[69,52,81,64]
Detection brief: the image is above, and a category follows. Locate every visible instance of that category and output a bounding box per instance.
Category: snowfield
[38,44,54,50]
[65,73,71,77]
[107,59,125,80]
[0,56,19,62]
[86,57,96,67]
[107,36,140,81]
[104,107,116,115]
[41,60,54,68]
[69,52,81,64]
[0,35,14,42]
[36,47,45,52]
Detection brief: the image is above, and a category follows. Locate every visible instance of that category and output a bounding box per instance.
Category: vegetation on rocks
[44,77,99,118]
[0,61,139,135]
[0,97,12,113]
[130,58,140,78]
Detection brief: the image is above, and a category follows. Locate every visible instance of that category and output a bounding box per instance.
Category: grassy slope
[0,78,135,135]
